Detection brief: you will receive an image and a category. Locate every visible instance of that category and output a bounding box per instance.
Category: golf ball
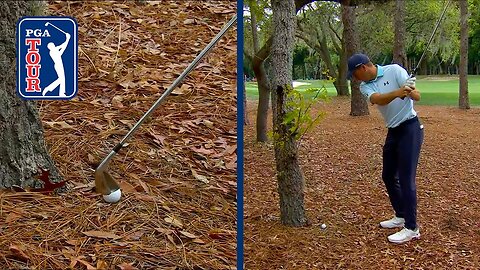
[321,223,327,229]
[103,189,122,203]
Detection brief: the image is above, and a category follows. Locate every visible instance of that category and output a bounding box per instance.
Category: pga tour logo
[17,17,78,100]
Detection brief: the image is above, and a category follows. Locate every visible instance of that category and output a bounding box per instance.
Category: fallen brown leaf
[117,262,139,270]
[82,230,121,240]
[9,245,29,262]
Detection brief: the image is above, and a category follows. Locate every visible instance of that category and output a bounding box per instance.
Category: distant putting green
[245,75,480,106]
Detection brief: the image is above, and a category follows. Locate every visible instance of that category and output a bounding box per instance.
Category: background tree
[354,0,459,74]
[271,0,307,226]
[245,0,315,142]
[393,0,407,68]
[342,0,369,116]
[0,1,62,187]
[459,0,470,109]
[355,2,394,63]
[296,2,349,96]
[244,0,271,142]
[404,0,459,75]
[468,0,480,74]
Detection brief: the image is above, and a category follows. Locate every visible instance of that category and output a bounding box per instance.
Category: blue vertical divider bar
[236,0,244,269]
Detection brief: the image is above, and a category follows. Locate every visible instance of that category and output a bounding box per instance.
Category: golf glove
[403,77,416,88]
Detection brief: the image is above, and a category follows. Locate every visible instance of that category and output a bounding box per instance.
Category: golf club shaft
[96,15,237,170]
[47,22,67,35]
[400,0,450,100]
[411,0,450,76]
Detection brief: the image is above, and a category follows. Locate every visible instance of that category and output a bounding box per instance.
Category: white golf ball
[103,189,122,203]
[321,223,327,229]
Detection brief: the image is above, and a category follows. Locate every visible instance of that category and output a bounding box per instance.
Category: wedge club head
[94,170,120,195]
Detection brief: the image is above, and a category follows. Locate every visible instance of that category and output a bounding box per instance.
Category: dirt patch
[244,97,480,269]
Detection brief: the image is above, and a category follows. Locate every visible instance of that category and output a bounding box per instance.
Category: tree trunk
[459,0,470,110]
[336,43,349,96]
[253,46,271,142]
[341,0,369,116]
[393,0,407,69]
[0,1,62,187]
[249,2,271,142]
[271,0,307,227]
[251,0,315,142]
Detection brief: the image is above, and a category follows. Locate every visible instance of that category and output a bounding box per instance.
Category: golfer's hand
[409,89,421,101]
[397,85,413,98]
[403,77,416,89]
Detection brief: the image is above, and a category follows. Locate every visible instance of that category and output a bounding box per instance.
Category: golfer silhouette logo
[17,17,78,100]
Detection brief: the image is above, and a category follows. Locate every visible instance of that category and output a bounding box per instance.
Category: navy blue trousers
[382,116,423,230]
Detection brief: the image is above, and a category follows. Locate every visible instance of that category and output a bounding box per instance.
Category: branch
[253,0,317,65]
[327,18,342,43]
[252,38,273,67]
[328,23,342,53]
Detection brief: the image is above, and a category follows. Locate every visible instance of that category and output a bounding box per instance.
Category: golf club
[94,14,237,202]
[401,0,450,99]
[45,22,68,35]
[410,0,450,76]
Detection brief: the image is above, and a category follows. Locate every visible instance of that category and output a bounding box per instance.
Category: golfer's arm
[58,38,70,54]
[409,89,420,101]
[58,44,68,54]
[370,91,400,106]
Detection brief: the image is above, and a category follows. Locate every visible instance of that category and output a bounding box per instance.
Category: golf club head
[45,22,49,26]
[94,168,120,195]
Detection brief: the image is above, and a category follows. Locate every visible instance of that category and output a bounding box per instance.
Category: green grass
[245,75,480,106]
[245,80,338,100]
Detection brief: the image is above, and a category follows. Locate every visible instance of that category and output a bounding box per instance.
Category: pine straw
[1,1,237,269]
[245,98,480,269]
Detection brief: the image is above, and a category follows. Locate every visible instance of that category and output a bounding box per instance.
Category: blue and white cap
[347,53,370,79]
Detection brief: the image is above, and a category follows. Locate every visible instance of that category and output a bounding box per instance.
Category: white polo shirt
[360,64,417,128]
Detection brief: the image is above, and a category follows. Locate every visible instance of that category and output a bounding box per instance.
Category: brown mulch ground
[245,97,480,269]
[0,1,236,269]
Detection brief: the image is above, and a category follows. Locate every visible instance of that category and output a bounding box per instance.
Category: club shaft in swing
[45,22,68,35]
[94,15,237,195]
[401,0,450,100]
[411,0,450,77]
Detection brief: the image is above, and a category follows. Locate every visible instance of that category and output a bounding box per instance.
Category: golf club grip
[401,73,416,100]
[115,15,237,148]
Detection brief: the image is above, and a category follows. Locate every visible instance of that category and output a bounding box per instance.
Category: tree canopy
[244,0,480,78]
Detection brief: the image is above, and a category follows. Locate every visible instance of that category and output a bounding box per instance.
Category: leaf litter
[0,1,236,269]
[245,98,480,269]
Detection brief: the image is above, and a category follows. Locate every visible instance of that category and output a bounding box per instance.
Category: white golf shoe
[379,216,405,229]
[388,227,420,244]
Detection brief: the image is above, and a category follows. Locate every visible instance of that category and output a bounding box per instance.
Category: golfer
[43,32,70,97]
[348,53,424,244]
